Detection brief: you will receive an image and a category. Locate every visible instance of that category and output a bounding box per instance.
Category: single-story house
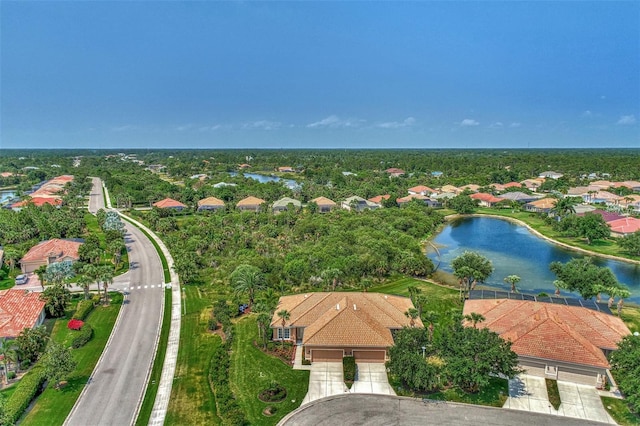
[277,166,295,173]
[368,195,390,206]
[576,209,624,223]
[197,197,225,212]
[309,197,337,213]
[272,197,302,213]
[384,168,405,177]
[618,195,640,212]
[153,198,187,211]
[431,171,443,178]
[11,197,62,211]
[439,185,462,194]
[342,196,380,212]
[524,197,557,213]
[238,163,251,169]
[396,194,440,208]
[615,181,640,192]
[521,178,545,191]
[566,186,601,202]
[591,191,621,205]
[213,182,237,188]
[498,191,541,204]
[590,180,615,190]
[432,192,457,201]
[0,289,46,339]
[20,238,82,274]
[470,193,506,207]
[459,184,480,193]
[236,196,266,212]
[407,185,436,196]
[608,217,640,237]
[464,298,630,386]
[271,292,422,363]
[539,171,564,179]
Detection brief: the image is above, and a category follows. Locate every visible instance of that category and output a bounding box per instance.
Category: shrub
[72,324,94,349]
[7,371,16,380]
[68,319,84,330]
[4,366,46,424]
[546,379,561,410]
[72,299,95,321]
[209,333,246,424]
[343,356,356,382]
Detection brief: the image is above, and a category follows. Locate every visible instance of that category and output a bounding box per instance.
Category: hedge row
[209,342,246,426]
[72,299,95,321]
[343,356,356,382]
[4,366,46,425]
[72,324,94,349]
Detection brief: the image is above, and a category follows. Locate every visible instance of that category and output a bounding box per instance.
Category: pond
[427,216,640,302]
[0,190,16,204]
[228,172,301,190]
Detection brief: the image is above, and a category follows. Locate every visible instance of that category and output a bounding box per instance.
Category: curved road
[65,178,164,425]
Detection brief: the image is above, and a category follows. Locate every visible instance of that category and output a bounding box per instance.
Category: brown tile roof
[385,168,405,174]
[197,197,225,207]
[396,194,428,203]
[463,299,630,369]
[272,292,422,347]
[310,197,336,206]
[459,184,480,192]
[21,238,82,263]
[153,198,186,209]
[0,290,46,338]
[237,196,266,207]
[526,197,556,209]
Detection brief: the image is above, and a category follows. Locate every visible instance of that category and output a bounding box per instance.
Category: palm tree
[415,294,429,317]
[77,274,93,300]
[99,266,114,305]
[276,309,290,348]
[35,264,48,290]
[404,308,419,327]
[464,312,486,328]
[230,264,265,308]
[256,311,272,349]
[0,338,17,385]
[504,275,521,293]
[320,268,341,291]
[551,197,579,218]
[3,248,21,271]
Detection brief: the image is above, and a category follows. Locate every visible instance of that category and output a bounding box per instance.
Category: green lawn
[135,289,172,426]
[20,293,123,426]
[602,396,640,426]
[427,377,509,407]
[231,316,310,425]
[166,286,221,425]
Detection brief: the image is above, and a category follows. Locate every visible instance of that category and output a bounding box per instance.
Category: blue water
[428,217,640,302]
[229,172,301,190]
[0,190,16,203]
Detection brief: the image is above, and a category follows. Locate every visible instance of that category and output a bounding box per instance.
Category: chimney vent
[353,304,357,311]
[336,303,340,310]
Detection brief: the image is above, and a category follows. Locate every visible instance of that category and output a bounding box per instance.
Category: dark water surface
[428,217,640,302]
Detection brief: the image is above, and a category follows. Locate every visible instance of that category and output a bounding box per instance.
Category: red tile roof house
[368,194,390,206]
[576,209,624,223]
[236,196,266,212]
[470,193,506,207]
[608,217,640,237]
[153,198,187,211]
[407,185,436,196]
[524,197,557,213]
[20,238,83,274]
[309,197,337,213]
[271,292,422,363]
[384,168,405,177]
[463,298,630,386]
[277,166,295,173]
[11,197,62,211]
[0,289,46,339]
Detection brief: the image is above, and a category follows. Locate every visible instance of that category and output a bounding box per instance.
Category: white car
[15,274,29,285]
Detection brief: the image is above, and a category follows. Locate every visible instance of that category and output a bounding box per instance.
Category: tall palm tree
[504,275,521,293]
[256,312,272,350]
[0,338,17,385]
[99,266,114,305]
[230,264,265,308]
[404,308,419,327]
[464,312,486,328]
[77,274,93,300]
[276,309,291,348]
[551,197,580,218]
[35,264,48,290]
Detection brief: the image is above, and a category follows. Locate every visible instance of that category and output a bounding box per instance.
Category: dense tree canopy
[451,251,494,299]
[610,335,640,413]
[549,257,626,300]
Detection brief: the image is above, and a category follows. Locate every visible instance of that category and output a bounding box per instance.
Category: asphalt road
[65,179,164,426]
[88,177,105,214]
[278,394,609,426]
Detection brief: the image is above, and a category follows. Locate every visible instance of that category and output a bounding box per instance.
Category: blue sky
[1,1,638,149]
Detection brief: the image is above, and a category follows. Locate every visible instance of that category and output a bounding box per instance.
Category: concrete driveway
[351,363,395,395]
[301,362,348,405]
[504,374,554,414]
[557,381,616,424]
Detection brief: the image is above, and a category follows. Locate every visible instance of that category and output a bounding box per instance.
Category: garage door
[353,350,385,363]
[311,349,343,362]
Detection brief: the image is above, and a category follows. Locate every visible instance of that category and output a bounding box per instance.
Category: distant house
[470,193,505,207]
[439,184,462,194]
[0,290,46,339]
[342,196,380,212]
[384,168,405,177]
[146,164,166,173]
[459,184,480,193]
[464,298,630,386]
[576,209,624,223]
[539,171,564,179]
[368,195,390,206]
[591,191,621,205]
[11,197,62,211]
[615,181,640,192]
[197,197,225,212]
[277,166,295,173]
[619,195,640,212]
[590,180,615,190]
[524,197,557,213]
[190,174,208,180]
[272,197,302,213]
[238,163,251,169]
[310,197,337,213]
[236,196,266,212]
[20,238,82,274]
[431,171,443,178]
[153,198,187,211]
[396,194,440,208]
[498,191,540,204]
[608,217,640,237]
[213,182,237,188]
[521,178,545,191]
[566,186,601,202]
[407,185,436,196]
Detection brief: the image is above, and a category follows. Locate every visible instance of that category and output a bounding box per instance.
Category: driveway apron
[504,374,555,414]
[302,362,347,405]
[351,363,396,395]
[556,381,616,424]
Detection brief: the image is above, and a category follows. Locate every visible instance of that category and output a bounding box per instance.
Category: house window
[277,328,290,340]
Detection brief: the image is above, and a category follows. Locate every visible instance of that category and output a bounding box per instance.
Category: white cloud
[198,125,222,132]
[176,124,194,131]
[582,110,592,117]
[617,115,636,125]
[509,122,521,128]
[111,125,138,132]
[307,115,364,128]
[244,120,281,130]
[460,119,479,127]
[489,122,503,129]
[377,117,416,129]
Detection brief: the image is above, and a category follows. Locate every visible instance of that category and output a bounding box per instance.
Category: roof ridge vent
[353,304,357,311]
[336,303,340,311]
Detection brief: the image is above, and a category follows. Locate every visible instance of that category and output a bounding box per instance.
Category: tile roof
[12,197,62,208]
[21,238,82,263]
[470,193,505,203]
[237,196,266,206]
[526,197,556,209]
[499,192,540,202]
[463,299,630,369]
[310,196,336,206]
[439,185,461,194]
[0,290,46,338]
[459,184,480,192]
[272,197,302,208]
[608,217,640,234]
[272,292,421,347]
[197,197,225,207]
[153,198,186,209]
[397,194,428,203]
[503,182,523,188]
[408,185,435,194]
[385,168,405,174]
[368,195,390,204]
[576,209,624,223]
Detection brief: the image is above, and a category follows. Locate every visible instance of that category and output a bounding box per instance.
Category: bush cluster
[72,324,94,349]
[72,299,95,321]
[209,342,246,426]
[4,366,46,425]
[343,356,356,382]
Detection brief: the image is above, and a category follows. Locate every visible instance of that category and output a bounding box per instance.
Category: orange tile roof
[368,195,390,204]
[608,217,640,234]
[20,238,82,263]
[310,196,336,206]
[153,198,186,209]
[272,292,421,347]
[197,197,225,207]
[0,290,46,338]
[503,182,523,188]
[397,194,428,203]
[470,193,505,203]
[526,197,556,209]
[12,197,62,208]
[385,168,405,174]
[408,185,435,194]
[237,196,266,207]
[463,299,630,369]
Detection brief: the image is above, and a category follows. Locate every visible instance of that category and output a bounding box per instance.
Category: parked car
[15,274,29,285]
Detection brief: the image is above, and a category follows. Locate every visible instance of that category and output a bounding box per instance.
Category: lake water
[229,172,301,190]
[0,190,16,203]
[428,217,640,302]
